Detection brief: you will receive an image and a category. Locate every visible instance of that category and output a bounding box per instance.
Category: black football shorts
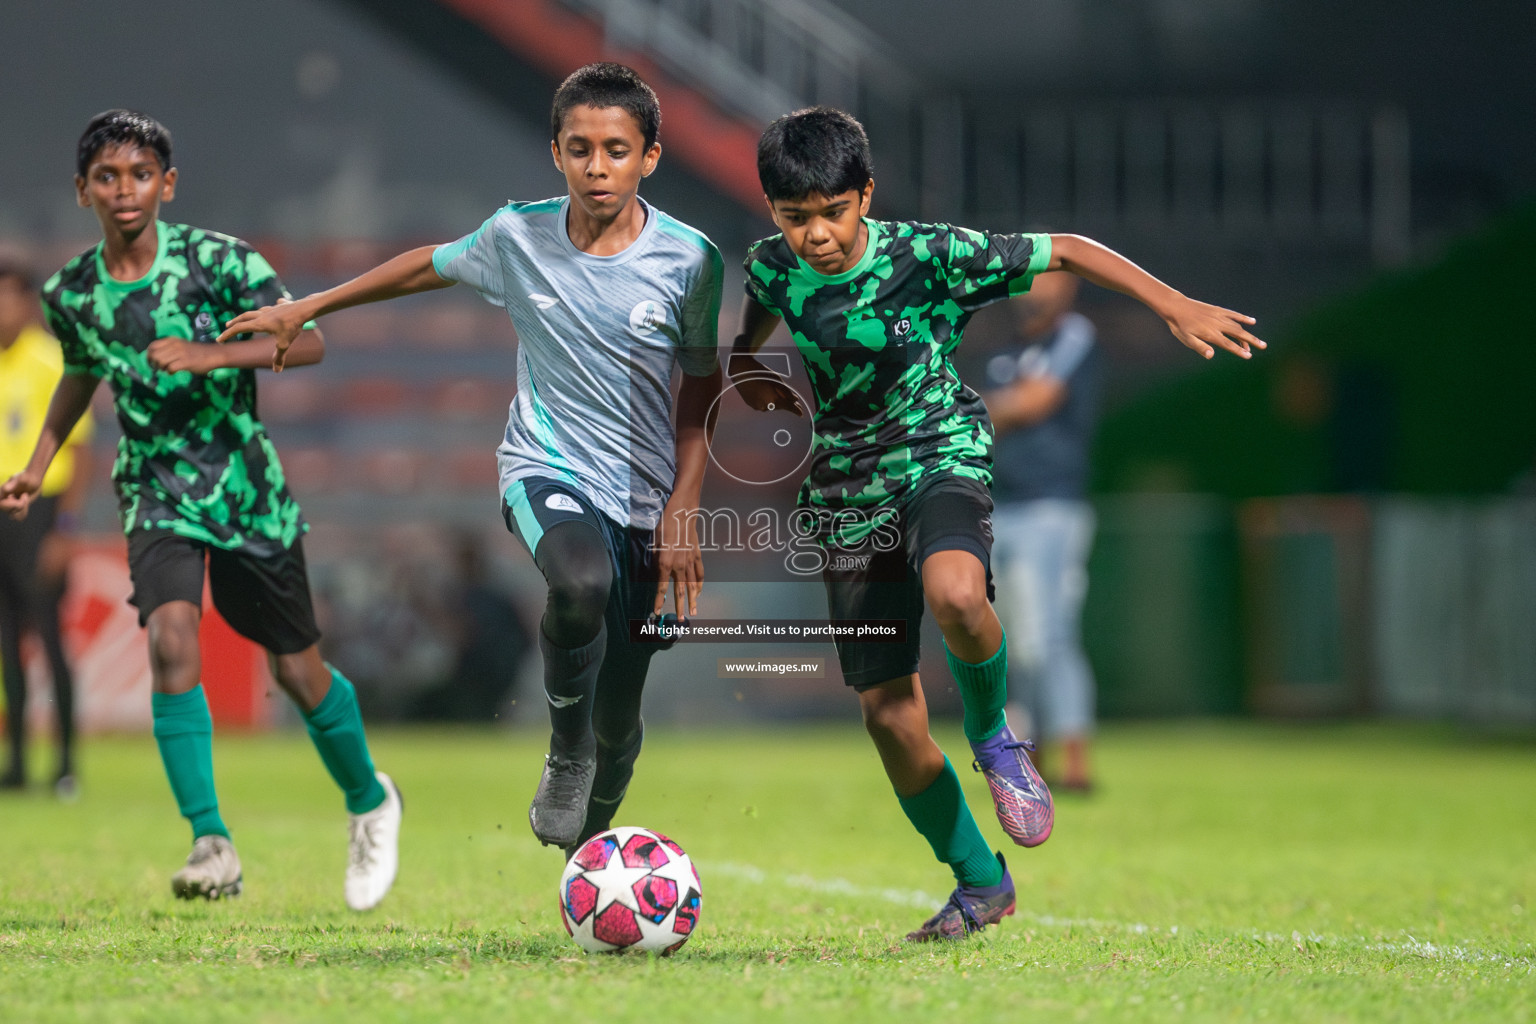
[821,476,995,690]
[126,530,321,654]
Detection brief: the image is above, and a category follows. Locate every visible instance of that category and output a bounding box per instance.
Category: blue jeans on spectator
[991,500,1096,742]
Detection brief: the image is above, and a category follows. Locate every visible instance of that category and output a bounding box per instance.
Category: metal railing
[560,0,1410,262]
[560,0,928,211]
[967,102,1411,262]
[572,0,912,122]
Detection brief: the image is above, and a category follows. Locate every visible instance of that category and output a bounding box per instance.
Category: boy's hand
[0,471,43,520]
[653,501,703,619]
[219,297,308,371]
[729,353,805,416]
[1159,295,1266,360]
[147,338,226,375]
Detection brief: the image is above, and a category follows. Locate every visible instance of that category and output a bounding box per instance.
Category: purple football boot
[905,853,1016,942]
[972,723,1054,847]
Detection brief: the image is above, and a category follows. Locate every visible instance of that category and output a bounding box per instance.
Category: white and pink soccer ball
[558,826,702,954]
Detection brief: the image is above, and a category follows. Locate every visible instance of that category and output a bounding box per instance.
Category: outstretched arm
[727,295,805,416]
[1047,234,1265,360]
[0,372,98,519]
[218,245,454,368]
[654,365,723,618]
[148,326,326,376]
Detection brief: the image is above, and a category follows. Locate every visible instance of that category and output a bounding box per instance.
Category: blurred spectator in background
[0,250,92,797]
[412,533,531,722]
[983,271,1099,793]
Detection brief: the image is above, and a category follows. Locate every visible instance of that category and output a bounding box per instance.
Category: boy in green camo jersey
[732,107,1264,941]
[0,110,402,910]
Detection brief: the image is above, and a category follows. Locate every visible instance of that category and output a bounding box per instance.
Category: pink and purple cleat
[906,853,1016,942]
[972,723,1054,847]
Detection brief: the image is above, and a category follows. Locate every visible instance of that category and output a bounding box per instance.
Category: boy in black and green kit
[0,110,402,910]
[733,108,1263,940]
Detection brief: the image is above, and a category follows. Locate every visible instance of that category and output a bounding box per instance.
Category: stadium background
[2,0,1533,735]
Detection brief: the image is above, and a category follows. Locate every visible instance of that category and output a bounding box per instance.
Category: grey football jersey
[434,196,722,528]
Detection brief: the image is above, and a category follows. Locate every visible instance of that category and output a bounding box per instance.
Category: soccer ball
[558,826,702,954]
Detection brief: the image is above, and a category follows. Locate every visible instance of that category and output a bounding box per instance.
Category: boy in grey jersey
[225,64,723,854]
[433,192,720,530]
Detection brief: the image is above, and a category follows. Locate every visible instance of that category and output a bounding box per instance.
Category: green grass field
[1,722,1531,1022]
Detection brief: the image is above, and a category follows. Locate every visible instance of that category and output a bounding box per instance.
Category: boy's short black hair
[550,63,661,150]
[757,107,873,202]
[76,109,173,178]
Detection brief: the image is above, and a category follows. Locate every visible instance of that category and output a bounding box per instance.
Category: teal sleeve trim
[656,214,714,251]
[434,212,497,281]
[1028,233,1053,276]
[1008,234,1054,296]
[431,239,465,280]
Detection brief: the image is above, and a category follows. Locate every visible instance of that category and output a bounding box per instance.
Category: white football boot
[345,771,403,911]
[171,834,243,900]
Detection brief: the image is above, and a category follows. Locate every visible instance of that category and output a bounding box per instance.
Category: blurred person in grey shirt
[983,272,1100,792]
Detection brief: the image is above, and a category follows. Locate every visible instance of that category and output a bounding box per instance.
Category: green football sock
[896,757,1003,888]
[946,631,1009,743]
[152,686,229,840]
[302,667,386,815]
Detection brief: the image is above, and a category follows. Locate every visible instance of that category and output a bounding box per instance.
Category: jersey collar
[790,218,882,285]
[556,195,658,267]
[94,220,170,293]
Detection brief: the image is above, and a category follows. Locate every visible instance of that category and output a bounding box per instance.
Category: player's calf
[268,647,335,712]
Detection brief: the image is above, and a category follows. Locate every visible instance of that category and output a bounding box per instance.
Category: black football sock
[541,623,605,761]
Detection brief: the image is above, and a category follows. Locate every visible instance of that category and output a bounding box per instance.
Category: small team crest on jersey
[545,493,584,514]
[629,299,667,335]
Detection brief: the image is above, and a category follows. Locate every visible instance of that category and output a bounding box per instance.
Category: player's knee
[146,606,200,677]
[268,652,326,707]
[545,561,613,626]
[926,580,990,634]
[860,691,923,744]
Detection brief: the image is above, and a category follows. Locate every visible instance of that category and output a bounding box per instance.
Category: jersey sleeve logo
[629,299,667,335]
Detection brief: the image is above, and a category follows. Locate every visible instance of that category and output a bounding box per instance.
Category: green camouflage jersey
[41,222,306,556]
[744,219,1050,544]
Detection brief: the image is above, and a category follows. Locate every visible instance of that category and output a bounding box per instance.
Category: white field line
[710,862,1534,970]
